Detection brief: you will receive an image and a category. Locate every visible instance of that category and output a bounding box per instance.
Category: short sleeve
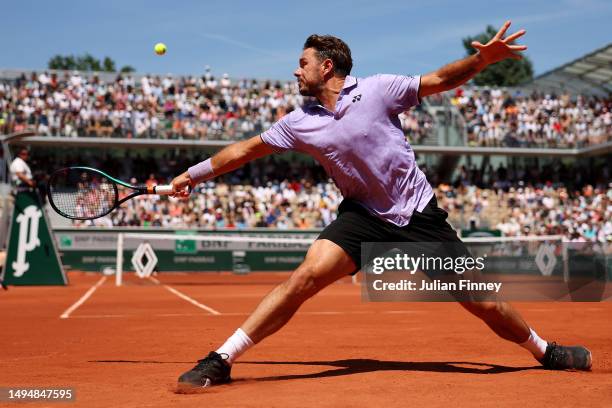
[378,74,421,114]
[10,159,24,173]
[260,113,297,152]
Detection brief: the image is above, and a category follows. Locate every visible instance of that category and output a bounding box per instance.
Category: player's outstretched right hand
[170,171,193,198]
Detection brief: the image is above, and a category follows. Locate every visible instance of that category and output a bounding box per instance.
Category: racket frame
[47,166,172,220]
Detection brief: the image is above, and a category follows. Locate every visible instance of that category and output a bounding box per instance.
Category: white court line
[149,276,221,315]
[60,276,107,319]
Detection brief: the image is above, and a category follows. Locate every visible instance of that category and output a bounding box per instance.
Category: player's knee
[283,264,319,302]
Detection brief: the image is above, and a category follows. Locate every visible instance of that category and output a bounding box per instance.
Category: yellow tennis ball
[154,43,167,55]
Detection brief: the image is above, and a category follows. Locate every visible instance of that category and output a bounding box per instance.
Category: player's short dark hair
[303,34,353,76]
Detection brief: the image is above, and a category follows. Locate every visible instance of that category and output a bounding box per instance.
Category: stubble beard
[298,83,314,96]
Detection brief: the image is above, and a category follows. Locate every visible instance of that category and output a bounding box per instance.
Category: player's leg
[459,301,529,343]
[404,195,592,371]
[177,238,356,388]
[459,300,591,370]
[177,199,390,388]
[240,238,356,343]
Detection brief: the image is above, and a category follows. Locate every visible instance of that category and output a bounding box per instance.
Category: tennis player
[171,21,591,388]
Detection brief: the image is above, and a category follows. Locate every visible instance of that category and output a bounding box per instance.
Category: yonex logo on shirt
[352,94,362,103]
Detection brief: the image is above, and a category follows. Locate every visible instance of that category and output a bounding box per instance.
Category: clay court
[1,271,610,408]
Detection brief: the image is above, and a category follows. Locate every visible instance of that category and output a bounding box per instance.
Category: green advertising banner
[174,230,197,254]
[48,228,611,281]
[54,229,318,273]
[2,191,67,285]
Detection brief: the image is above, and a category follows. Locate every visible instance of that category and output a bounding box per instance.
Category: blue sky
[2,0,611,80]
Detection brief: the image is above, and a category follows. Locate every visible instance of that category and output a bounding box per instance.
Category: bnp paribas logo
[12,205,42,277]
[60,235,73,248]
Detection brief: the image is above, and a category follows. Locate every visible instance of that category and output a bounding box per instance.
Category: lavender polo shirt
[260,74,434,227]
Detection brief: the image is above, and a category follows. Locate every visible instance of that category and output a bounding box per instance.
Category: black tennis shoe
[540,342,592,371]
[178,351,231,388]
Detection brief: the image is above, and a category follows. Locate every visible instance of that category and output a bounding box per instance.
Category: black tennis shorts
[317,195,471,274]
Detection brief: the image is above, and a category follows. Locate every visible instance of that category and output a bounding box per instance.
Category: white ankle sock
[216,328,254,365]
[520,328,548,360]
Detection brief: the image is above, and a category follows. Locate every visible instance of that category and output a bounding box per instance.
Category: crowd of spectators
[448,161,610,191]
[451,87,611,148]
[436,183,611,242]
[93,178,343,230]
[433,160,611,242]
[70,176,610,243]
[0,70,433,144]
[3,70,610,148]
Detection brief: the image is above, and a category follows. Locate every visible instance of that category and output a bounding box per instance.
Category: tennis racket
[47,166,182,220]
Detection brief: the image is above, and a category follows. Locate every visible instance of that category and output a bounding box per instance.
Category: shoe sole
[175,379,214,394]
[581,349,592,371]
[176,376,231,392]
[546,348,593,371]
[568,348,592,371]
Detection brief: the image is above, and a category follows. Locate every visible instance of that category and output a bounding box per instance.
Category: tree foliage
[462,25,533,86]
[48,54,135,73]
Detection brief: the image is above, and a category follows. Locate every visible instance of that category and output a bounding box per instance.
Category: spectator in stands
[9,147,34,188]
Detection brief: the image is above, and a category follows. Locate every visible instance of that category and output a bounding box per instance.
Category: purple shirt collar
[342,75,357,90]
[309,75,358,111]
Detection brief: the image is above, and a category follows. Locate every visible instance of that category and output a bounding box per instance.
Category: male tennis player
[171,21,591,388]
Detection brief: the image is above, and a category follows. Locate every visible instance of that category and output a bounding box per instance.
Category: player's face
[294,48,324,96]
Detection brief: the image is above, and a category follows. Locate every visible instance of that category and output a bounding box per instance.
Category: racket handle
[153,185,174,195]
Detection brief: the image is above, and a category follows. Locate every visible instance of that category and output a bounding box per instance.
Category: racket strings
[49,169,117,219]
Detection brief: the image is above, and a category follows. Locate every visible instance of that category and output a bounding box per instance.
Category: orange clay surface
[1,271,611,408]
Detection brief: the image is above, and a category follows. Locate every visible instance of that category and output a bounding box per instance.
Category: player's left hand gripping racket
[47,166,182,220]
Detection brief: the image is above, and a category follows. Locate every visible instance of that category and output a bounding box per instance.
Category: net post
[562,241,569,283]
[116,232,124,286]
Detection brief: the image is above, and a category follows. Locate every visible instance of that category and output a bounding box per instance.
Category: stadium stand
[1,69,608,148]
[0,70,434,144]
[450,87,610,148]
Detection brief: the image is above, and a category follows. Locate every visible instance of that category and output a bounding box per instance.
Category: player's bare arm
[15,171,35,187]
[171,135,275,194]
[419,20,527,98]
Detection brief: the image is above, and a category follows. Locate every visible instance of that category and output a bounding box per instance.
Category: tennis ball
[154,43,167,56]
